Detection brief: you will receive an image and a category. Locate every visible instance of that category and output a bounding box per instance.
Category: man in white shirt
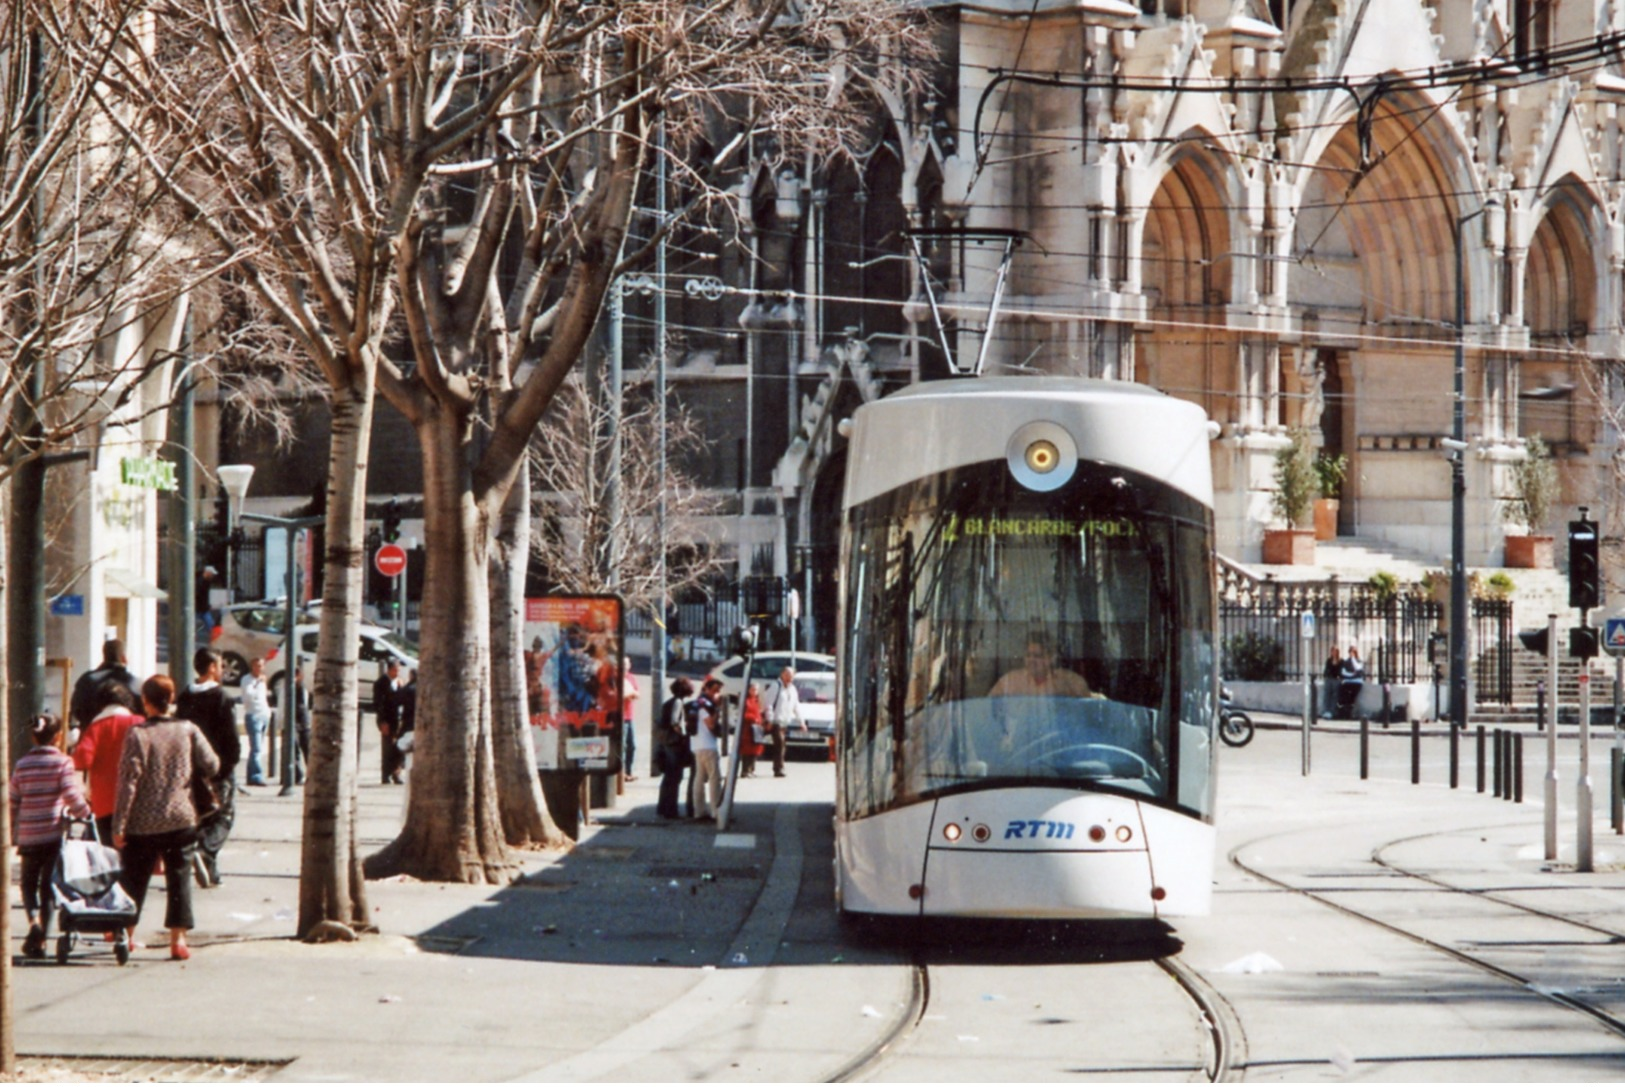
[764,668,803,778]
[240,658,272,786]
[690,678,725,819]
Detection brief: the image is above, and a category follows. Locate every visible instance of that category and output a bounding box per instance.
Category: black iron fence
[1220,595,1443,685]
[1217,567,1514,703]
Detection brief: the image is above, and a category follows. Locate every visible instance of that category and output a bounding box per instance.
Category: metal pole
[1411,719,1421,785]
[1359,716,1369,780]
[1301,665,1312,775]
[1493,728,1503,797]
[1578,672,1594,871]
[280,529,298,796]
[167,346,196,684]
[1545,612,1560,860]
[1449,208,1472,738]
[1508,727,1521,805]
[1476,724,1486,793]
[651,124,669,750]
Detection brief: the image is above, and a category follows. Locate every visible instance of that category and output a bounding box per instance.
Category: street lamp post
[217,465,255,606]
[1450,197,1501,734]
[241,511,322,795]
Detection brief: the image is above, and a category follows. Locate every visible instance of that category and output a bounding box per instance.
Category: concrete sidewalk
[6,704,868,1082]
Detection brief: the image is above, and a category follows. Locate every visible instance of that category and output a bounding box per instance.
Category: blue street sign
[1604,617,1625,657]
[49,595,84,617]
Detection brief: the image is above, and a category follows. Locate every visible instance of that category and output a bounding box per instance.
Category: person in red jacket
[72,679,146,845]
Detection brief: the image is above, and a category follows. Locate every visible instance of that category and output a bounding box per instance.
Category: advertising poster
[523,596,624,773]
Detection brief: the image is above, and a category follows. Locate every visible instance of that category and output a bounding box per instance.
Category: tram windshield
[840,459,1216,821]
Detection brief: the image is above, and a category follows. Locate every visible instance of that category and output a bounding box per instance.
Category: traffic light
[382,498,401,543]
[1571,625,1600,660]
[1569,515,1601,610]
[213,490,230,537]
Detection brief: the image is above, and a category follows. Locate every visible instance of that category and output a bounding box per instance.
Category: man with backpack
[176,648,239,888]
[653,678,694,820]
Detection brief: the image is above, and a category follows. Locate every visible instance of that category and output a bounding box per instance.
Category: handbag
[191,771,220,823]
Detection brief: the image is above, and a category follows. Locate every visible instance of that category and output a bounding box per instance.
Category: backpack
[683,698,703,737]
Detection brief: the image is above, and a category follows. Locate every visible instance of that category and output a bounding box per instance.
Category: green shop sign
[120,456,177,492]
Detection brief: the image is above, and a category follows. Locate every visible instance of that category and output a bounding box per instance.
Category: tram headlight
[1115,825,1133,843]
[1006,421,1078,492]
[1025,439,1060,474]
[943,823,963,843]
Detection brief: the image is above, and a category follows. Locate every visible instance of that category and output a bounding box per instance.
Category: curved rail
[1229,830,1625,1043]
[827,962,929,1083]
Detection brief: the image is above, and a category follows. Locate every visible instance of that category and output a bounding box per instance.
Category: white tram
[833,378,1218,919]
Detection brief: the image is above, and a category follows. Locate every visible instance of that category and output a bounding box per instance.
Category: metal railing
[1217,558,1513,701]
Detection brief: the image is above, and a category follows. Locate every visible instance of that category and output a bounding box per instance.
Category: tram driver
[989,630,1095,700]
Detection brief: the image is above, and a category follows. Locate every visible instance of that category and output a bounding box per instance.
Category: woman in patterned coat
[114,674,219,961]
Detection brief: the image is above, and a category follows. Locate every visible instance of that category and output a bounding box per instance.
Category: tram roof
[844,377,1215,508]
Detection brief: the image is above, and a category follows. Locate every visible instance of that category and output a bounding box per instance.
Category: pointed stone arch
[1288,83,1484,557]
[1292,84,1477,328]
[1520,178,1605,449]
[1139,137,1237,422]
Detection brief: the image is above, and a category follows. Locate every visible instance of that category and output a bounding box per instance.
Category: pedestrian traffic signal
[1569,515,1601,610]
[382,498,401,543]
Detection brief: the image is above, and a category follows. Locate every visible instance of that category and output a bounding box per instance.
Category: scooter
[1219,685,1254,747]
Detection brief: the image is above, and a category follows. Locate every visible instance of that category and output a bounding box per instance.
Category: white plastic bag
[56,837,122,897]
[60,880,135,917]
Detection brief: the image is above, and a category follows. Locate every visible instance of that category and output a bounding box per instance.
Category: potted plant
[1263,429,1317,564]
[1312,452,1347,541]
[1504,434,1558,568]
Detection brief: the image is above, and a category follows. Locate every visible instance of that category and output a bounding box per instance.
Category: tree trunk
[490,468,571,849]
[366,409,515,883]
[298,375,373,937]
[0,495,14,1075]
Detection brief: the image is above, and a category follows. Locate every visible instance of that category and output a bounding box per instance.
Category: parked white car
[705,650,836,705]
[267,623,419,708]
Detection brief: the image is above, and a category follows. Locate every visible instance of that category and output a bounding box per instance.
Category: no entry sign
[374,543,407,578]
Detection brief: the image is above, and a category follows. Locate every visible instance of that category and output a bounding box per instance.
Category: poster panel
[523,595,625,773]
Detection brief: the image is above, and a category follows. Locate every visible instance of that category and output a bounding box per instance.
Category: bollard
[1411,720,1421,785]
[1382,683,1393,726]
[1476,725,1486,793]
[1613,747,1624,834]
[1508,727,1521,805]
[1536,680,1546,732]
[1449,716,1460,789]
[1492,728,1503,798]
[1359,715,1370,780]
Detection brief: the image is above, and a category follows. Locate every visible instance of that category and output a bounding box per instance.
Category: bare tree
[0,0,221,1068]
[105,0,929,885]
[529,373,728,608]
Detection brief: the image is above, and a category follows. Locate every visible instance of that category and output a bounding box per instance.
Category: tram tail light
[971,824,991,842]
[1088,825,1106,843]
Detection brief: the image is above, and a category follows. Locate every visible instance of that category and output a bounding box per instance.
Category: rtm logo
[1004,820,1076,840]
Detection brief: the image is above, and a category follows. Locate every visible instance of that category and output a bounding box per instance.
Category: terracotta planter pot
[1262,528,1316,565]
[1313,498,1340,541]
[1504,534,1554,569]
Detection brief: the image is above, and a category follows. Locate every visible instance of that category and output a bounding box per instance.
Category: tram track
[828,944,1238,1082]
[1229,827,1625,1046]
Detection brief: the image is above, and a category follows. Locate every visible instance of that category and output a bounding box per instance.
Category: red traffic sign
[374,543,407,578]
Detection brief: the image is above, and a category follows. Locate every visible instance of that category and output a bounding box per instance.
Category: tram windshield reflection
[840,459,1215,821]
